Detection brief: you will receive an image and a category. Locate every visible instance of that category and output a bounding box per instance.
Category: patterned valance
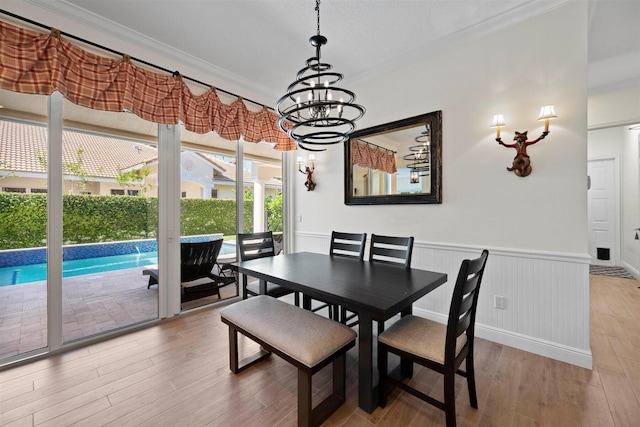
[351,139,397,174]
[0,21,295,150]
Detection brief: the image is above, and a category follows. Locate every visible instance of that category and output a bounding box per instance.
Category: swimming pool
[0,243,235,286]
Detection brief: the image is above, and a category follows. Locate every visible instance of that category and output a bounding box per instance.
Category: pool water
[0,243,235,286]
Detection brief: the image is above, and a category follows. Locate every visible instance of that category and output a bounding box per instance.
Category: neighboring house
[0,120,282,199]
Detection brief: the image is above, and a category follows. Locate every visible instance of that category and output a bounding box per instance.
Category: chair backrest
[445,250,489,361]
[180,239,223,283]
[330,231,367,261]
[237,231,276,261]
[368,234,414,268]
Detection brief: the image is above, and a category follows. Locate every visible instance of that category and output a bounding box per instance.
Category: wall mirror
[344,111,442,205]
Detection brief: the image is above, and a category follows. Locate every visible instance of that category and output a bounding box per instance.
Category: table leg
[400,306,413,378]
[357,313,377,413]
[302,294,312,310]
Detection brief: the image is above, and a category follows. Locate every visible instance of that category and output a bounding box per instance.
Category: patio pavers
[0,265,237,360]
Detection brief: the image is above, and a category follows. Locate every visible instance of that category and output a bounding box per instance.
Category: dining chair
[306,231,367,319]
[341,234,414,329]
[368,234,414,268]
[238,231,300,306]
[378,249,489,427]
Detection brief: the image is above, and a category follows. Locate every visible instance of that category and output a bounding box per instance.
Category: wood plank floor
[1,274,639,426]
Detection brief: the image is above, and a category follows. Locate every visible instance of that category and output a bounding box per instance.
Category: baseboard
[621,261,640,278]
[414,307,593,370]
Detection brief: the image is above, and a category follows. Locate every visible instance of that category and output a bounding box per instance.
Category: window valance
[350,139,397,174]
[0,21,295,150]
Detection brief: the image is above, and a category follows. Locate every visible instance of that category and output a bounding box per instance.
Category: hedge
[0,193,262,250]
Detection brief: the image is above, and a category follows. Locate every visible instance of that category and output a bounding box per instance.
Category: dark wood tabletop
[230,251,448,413]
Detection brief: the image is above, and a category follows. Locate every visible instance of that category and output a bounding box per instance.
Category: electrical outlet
[494,295,505,309]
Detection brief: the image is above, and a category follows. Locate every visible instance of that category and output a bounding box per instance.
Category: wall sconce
[297,154,316,191]
[492,105,557,177]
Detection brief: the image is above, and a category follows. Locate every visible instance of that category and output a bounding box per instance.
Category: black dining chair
[306,231,367,319]
[378,250,489,427]
[341,234,414,329]
[238,231,299,306]
[368,234,414,268]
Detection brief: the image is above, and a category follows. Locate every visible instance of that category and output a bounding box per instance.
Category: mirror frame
[344,110,442,205]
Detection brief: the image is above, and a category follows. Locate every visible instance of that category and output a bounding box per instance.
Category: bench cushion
[221,295,356,368]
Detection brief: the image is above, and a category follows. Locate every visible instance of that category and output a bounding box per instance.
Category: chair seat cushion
[221,296,356,368]
[246,281,291,297]
[378,315,467,364]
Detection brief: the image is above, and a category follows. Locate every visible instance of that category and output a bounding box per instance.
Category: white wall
[588,126,640,275]
[294,2,592,367]
[297,3,588,254]
[589,87,640,129]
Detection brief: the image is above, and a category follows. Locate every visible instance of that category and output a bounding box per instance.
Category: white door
[588,158,620,265]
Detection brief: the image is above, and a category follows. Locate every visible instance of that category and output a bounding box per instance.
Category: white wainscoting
[295,231,593,369]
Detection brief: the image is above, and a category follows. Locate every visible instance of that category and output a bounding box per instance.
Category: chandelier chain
[316,0,321,36]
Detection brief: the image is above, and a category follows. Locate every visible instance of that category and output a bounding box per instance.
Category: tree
[265,191,283,232]
[115,166,152,195]
[35,147,94,193]
[0,159,16,182]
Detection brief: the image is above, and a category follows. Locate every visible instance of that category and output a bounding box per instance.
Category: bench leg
[298,370,312,427]
[302,354,348,427]
[333,353,346,400]
[228,326,239,373]
[227,326,272,374]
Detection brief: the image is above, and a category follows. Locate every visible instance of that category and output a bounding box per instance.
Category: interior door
[588,158,619,265]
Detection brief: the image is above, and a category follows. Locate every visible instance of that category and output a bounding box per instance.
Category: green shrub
[0,193,277,250]
[0,193,48,249]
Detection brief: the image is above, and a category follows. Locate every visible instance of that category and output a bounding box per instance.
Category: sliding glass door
[0,89,288,366]
[0,89,50,360]
[60,100,160,342]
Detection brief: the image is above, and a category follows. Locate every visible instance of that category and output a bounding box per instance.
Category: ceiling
[21,0,640,105]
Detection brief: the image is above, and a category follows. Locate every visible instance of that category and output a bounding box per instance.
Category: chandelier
[404,124,431,183]
[276,0,365,151]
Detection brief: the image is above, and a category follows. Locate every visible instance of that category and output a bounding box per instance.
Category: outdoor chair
[143,239,237,302]
[378,250,489,427]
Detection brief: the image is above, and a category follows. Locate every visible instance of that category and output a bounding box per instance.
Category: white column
[158,124,181,317]
[253,180,265,232]
[236,139,244,233]
[47,91,64,351]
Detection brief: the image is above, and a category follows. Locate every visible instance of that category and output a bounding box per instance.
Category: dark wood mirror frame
[344,111,442,205]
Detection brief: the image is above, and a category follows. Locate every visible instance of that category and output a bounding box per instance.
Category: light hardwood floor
[1,274,639,426]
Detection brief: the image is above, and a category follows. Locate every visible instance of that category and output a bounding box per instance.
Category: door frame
[588,156,621,266]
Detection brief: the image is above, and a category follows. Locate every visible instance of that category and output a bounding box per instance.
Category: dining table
[230,251,448,413]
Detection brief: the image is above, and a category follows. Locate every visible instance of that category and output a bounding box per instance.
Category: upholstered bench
[220,295,357,427]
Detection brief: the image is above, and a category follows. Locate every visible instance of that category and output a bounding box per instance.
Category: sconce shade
[490,114,506,128]
[537,105,557,121]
